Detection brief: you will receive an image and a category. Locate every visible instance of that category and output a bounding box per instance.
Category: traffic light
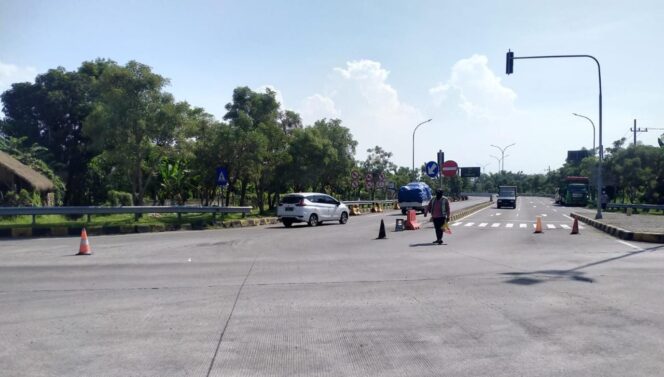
[506,50,514,75]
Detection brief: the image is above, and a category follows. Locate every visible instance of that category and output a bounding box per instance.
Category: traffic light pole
[507,52,604,219]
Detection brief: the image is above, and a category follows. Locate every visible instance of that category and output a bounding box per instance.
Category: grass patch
[0,209,269,229]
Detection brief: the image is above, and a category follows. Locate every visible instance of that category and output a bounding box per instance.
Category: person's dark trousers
[433,217,445,242]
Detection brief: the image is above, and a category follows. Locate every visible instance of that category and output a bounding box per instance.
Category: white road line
[520,224,527,228]
[506,223,514,228]
[547,224,556,229]
[491,223,501,227]
[541,214,548,217]
[553,209,558,212]
[533,224,537,228]
[562,214,574,220]
[560,224,571,229]
[579,225,585,229]
[617,240,644,251]
[451,222,463,226]
[464,222,475,227]
[479,223,488,227]
[533,206,537,208]
[516,213,519,217]
[496,213,502,216]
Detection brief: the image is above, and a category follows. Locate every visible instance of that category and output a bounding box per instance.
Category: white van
[277,193,350,228]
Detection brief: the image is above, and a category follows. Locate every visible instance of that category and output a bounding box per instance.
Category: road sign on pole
[216,167,228,186]
[441,160,458,177]
[459,167,481,177]
[425,161,439,178]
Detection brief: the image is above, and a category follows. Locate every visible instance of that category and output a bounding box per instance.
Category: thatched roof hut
[0,150,55,192]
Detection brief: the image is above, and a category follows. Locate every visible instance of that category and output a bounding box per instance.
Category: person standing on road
[601,190,609,210]
[427,189,451,245]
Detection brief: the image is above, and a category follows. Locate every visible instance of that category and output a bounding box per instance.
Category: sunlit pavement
[1,197,663,377]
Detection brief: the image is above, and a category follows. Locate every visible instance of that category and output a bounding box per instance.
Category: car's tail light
[296,199,306,206]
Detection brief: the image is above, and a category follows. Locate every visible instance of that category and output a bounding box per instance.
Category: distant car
[497,185,517,209]
[277,193,349,228]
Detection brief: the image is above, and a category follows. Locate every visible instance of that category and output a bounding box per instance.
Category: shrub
[108,190,134,206]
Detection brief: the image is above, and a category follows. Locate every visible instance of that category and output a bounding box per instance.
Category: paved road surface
[1,196,663,376]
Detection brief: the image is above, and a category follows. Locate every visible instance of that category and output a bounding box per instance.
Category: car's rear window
[281,195,303,204]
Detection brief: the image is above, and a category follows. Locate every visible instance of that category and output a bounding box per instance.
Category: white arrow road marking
[479,223,488,227]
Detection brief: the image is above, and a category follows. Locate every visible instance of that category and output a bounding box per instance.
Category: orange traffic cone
[77,228,92,255]
[534,216,543,234]
[571,218,579,235]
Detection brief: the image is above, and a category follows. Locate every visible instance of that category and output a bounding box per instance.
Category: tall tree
[0,59,115,204]
[84,61,181,205]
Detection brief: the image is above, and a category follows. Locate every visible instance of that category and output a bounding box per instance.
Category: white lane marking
[547,224,556,229]
[520,224,527,228]
[617,240,644,251]
[533,224,537,228]
[560,224,571,229]
[553,209,558,212]
[479,223,488,227]
[451,222,463,226]
[516,213,519,217]
[506,223,514,228]
[491,223,501,227]
[464,222,475,227]
[533,206,537,208]
[579,225,585,229]
[562,214,574,220]
[541,214,548,217]
[496,213,502,216]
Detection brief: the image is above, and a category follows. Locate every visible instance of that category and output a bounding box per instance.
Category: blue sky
[1,0,663,173]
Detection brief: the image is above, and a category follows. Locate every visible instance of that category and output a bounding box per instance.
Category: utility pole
[631,119,648,146]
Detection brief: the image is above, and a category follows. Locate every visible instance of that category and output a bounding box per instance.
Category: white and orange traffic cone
[77,228,92,255]
[571,218,579,235]
[534,216,543,234]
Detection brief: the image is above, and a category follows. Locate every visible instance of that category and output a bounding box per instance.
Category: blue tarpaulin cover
[398,182,432,203]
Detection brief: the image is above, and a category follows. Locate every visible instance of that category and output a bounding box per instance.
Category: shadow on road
[502,244,663,286]
[409,242,445,247]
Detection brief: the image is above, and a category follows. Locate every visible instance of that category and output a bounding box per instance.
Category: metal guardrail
[343,200,396,206]
[0,206,253,225]
[607,203,664,211]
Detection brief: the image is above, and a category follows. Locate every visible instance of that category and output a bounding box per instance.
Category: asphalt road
[1,196,663,377]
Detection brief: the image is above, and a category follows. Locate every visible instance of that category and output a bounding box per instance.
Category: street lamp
[412,119,433,173]
[572,113,596,153]
[477,162,490,174]
[490,155,501,173]
[490,143,515,172]
[506,49,604,219]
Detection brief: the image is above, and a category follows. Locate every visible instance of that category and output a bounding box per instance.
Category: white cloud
[299,94,339,125]
[429,54,516,120]
[0,61,37,93]
[325,60,422,160]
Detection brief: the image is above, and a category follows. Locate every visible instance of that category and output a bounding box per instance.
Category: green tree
[84,61,182,205]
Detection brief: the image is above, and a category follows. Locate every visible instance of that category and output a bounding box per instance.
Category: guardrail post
[87,214,91,222]
[177,213,182,223]
[135,213,140,222]
[212,212,217,224]
[32,214,36,225]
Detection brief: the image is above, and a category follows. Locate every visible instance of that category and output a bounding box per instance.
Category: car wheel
[283,219,293,228]
[308,214,319,227]
[339,212,348,224]
[497,204,501,209]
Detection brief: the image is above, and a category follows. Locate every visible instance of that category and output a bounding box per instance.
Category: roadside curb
[450,200,494,222]
[571,212,664,244]
[0,217,281,239]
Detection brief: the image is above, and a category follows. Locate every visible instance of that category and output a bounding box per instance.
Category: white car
[277,193,349,228]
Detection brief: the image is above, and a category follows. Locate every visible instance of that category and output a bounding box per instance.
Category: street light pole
[490,155,501,173]
[572,113,596,153]
[490,143,516,172]
[506,51,604,219]
[412,119,433,174]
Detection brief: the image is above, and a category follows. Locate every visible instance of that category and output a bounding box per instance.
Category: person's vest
[430,197,448,217]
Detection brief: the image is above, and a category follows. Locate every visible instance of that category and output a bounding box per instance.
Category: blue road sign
[216,167,229,186]
[425,161,439,178]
